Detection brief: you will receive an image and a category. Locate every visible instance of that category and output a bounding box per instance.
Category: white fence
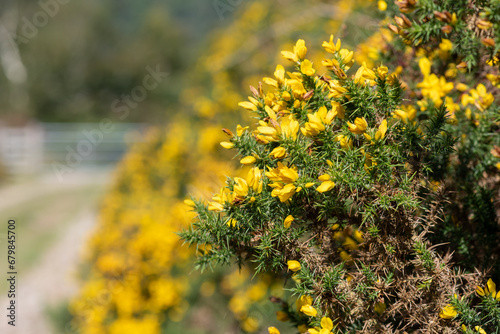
[0,122,146,174]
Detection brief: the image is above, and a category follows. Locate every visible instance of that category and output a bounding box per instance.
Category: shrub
[182,1,500,332]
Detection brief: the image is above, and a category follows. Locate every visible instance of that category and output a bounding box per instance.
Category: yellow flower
[237,124,249,136]
[318,174,330,181]
[377,66,388,79]
[463,325,487,334]
[270,146,287,159]
[317,181,335,193]
[439,39,452,52]
[282,39,307,62]
[296,295,313,312]
[246,167,263,193]
[227,218,238,228]
[419,57,432,77]
[284,215,294,228]
[322,35,341,54]
[328,80,348,98]
[354,62,376,85]
[347,117,368,134]
[378,0,387,11]
[294,39,307,60]
[300,106,338,137]
[256,115,299,143]
[240,156,256,165]
[476,278,500,300]
[375,119,388,140]
[300,304,317,317]
[393,109,409,123]
[439,304,458,319]
[220,141,234,149]
[335,135,353,149]
[301,59,316,76]
[184,199,195,207]
[270,184,294,202]
[239,101,258,111]
[287,260,301,272]
[475,326,487,334]
[320,317,334,331]
[264,64,286,88]
[209,188,234,211]
[268,326,280,334]
[266,162,299,184]
[242,317,259,333]
[477,19,492,30]
[233,177,249,198]
[417,72,454,107]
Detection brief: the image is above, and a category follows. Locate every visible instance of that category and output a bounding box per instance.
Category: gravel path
[0,169,111,334]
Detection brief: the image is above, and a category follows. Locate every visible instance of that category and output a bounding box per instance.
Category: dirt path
[0,169,112,334]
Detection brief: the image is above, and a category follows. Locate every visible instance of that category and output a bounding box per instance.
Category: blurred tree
[0,0,223,123]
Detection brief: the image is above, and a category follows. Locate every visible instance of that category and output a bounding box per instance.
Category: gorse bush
[182,1,500,333]
[70,1,372,333]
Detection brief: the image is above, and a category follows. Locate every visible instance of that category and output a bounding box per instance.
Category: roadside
[0,168,112,334]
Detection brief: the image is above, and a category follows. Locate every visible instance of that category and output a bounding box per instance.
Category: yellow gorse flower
[316,176,335,193]
[347,117,368,134]
[308,316,334,334]
[209,187,234,211]
[417,58,454,108]
[256,115,299,144]
[354,62,376,85]
[240,156,256,165]
[270,146,287,159]
[439,303,458,319]
[335,134,353,149]
[264,64,286,88]
[476,278,500,300]
[322,35,341,54]
[461,84,494,111]
[375,119,388,140]
[268,326,280,334]
[233,177,249,198]
[281,39,307,62]
[266,162,300,202]
[287,260,301,272]
[284,215,294,228]
[300,304,317,317]
[246,167,263,194]
[300,106,338,137]
[300,59,316,76]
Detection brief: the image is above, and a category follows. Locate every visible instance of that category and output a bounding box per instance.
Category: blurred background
[0,0,380,333]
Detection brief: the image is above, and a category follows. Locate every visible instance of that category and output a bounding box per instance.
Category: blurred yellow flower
[276,310,289,321]
[268,327,280,334]
[220,141,234,149]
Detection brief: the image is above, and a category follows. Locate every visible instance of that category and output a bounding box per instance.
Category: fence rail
[0,122,147,174]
